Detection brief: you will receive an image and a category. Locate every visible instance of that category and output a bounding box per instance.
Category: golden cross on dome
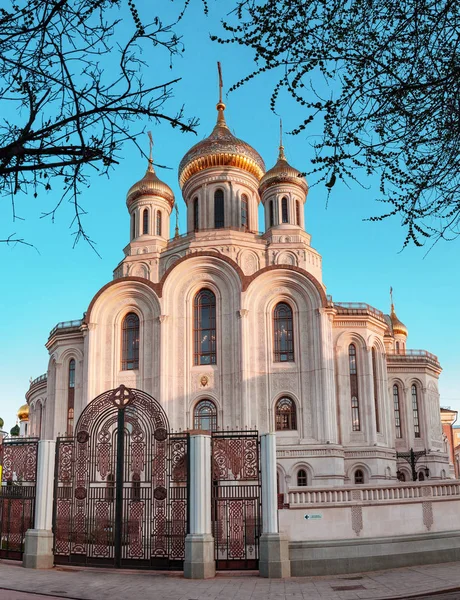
[279,118,286,160]
[390,286,395,313]
[217,61,223,104]
[147,131,154,172]
[216,62,227,126]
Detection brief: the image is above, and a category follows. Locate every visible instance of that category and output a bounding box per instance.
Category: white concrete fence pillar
[23,440,56,569]
[260,433,291,578]
[184,432,215,579]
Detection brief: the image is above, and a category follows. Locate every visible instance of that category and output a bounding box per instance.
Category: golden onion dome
[178,102,265,189]
[126,161,175,208]
[259,144,308,195]
[17,404,29,421]
[390,304,408,337]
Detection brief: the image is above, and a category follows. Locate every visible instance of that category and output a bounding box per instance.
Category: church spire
[215,61,228,128]
[278,119,286,161]
[147,131,155,173]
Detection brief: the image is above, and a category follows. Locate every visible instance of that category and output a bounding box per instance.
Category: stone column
[23,440,56,569]
[259,433,291,578]
[184,433,215,579]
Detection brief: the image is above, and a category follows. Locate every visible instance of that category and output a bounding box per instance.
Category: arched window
[418,471,425,481]
[194,399,217,432]
[67,359,75,435]
[194,289,216,365]
[131,212,136,240]
[349,344,361,431]
[156,210,162,236]
[142,208,149,235]
[121,313,140,370]
[393,384,402,438]
[275,397,297,431]
[241,194,249,230]
[214,189,224,228]
[273,302,294,362]
[372,348,380,433]
[295,200,301,226]
[354,469,364,484]
[193,197,199,231]
[281,197,289,223]
[396,341,400,353]
[269,200,274,227]
[398,471,406,482]
[412,384,420,438]
[297,469,307,486]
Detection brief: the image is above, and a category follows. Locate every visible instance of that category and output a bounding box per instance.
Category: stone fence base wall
[289,530,460,576]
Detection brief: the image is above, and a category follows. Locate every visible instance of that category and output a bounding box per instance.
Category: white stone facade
[25,102,449,490]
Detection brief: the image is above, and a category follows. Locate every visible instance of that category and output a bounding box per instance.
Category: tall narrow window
[412,384,420,438]
[273,302,294,362]
[67,359,75,435]
[194,399,217,431]
[269,200,274,227]
[194,289,216,365]
[241,194,249,230]
[295,200,301,226]
[349,344,361,431]
[396,341,400,353]
[131,212,136,240]
[142,208,149,235]
[275,397,297,430]
[214,189,224,228]
[281,196,289,223]
[193,197,199,231]
[372,348,380,433]
[122,312,140,370]
[156,210,162,236]
[393,384,402,438]
[297,469,307,486]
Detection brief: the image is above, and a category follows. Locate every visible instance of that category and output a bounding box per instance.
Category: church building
[24,91,449,492]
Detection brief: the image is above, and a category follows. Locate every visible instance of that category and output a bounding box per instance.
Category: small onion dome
[178,102,265,189]
[0,417,4,429]
[259,145,308,196]
[390,304,408,337]
[17,404,29,422]
[126,161,175,208]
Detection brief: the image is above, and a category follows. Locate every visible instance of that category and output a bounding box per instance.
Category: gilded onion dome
[126,160,175,208]
[390,303,408,337]
[178,102,265,189]
[259,143,308,195]
[17,404,29,422]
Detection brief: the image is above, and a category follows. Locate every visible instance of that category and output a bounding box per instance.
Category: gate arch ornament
[53,386,188,569]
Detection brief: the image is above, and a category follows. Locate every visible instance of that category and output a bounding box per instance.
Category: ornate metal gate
[53,385,188,569]
[0,437,38,560]
[211,431,260,570]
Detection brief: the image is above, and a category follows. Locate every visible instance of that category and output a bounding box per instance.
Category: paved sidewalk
[1,560,460,600]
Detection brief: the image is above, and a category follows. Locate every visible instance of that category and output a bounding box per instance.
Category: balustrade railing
[333,302,386,321]
[49,319,83,337]
[29,373,47,388]
[286,481,460,507]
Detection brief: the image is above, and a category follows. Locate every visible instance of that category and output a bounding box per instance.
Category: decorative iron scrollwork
[154,427,168,441]
[75,487,87,500]
[153,486,167,501]
[76,430,89,444]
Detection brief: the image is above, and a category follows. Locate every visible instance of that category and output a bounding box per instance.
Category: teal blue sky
[1,0,459,431]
